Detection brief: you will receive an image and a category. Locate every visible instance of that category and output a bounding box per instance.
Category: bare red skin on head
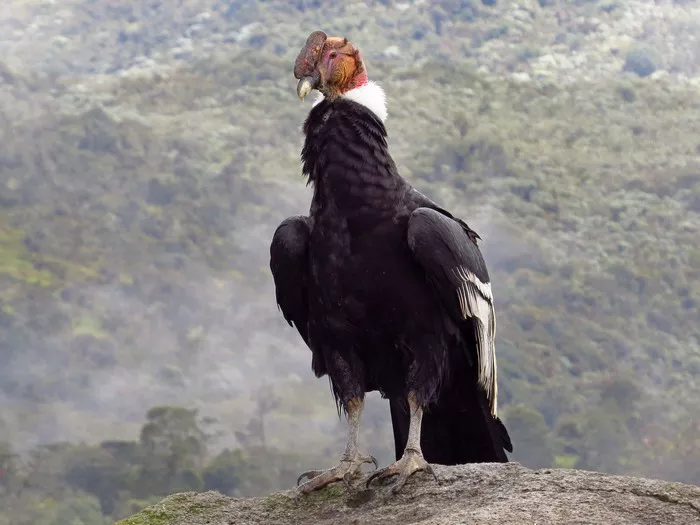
[345,67,368,91]
[319,39,368,97]
[295,31,368,100]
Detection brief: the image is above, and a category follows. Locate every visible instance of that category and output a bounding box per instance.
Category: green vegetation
[1,0,699,523]
[0,406,323,523]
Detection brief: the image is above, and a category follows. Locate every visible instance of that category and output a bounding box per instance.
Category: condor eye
[329,51,337,59]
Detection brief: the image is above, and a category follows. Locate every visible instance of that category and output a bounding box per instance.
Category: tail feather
[495,415,513,454]
[390,387,511,464]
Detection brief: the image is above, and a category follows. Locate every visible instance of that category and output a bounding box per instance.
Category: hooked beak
[297,77,315,101]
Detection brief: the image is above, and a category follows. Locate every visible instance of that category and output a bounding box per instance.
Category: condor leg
[366,392,437,493]
[295,396,377,495]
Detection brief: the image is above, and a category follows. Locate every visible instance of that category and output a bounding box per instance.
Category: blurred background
[1,0,699,523]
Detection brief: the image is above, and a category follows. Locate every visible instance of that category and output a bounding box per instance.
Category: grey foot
[365,449,437,494]
[295,453,378,496]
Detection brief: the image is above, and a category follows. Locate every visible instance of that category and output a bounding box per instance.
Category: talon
[293,398,373,496]
[356,454,378,472]
[297,470,322,486]
[426,463,438,483]
[296,472,309,486]
[365,468,387,489]
[293,452,377,495]
[391,479,406,495]
[366,455,379,470]
[365,450,435,493]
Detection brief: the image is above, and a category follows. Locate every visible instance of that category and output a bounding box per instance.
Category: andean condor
[269,30,513,496]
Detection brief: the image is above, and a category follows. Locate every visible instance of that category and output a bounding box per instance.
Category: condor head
[293,30,367,102]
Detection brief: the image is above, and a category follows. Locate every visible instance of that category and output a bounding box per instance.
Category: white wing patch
[454,266,499,417]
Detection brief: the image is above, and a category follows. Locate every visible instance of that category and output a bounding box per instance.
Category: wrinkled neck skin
[345,69,369,93]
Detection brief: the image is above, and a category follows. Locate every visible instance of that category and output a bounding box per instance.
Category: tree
[136,406,207,495]
[202,449,244,496]
[35,490,110,525]
[234,387,279,449]
[504,405,554,469]
[0,441,21,496]
[62,443,138,516]
[139,406,207,470]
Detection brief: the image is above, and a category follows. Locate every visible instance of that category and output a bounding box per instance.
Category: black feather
[269,93,512,464]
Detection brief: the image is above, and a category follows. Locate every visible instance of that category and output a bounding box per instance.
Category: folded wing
[269,216,311,347]
[406,207,499,417]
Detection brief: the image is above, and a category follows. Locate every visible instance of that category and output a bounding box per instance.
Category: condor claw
[364,454,379,470]
[294,453,379,495]
[365,450,436,493]
[297,470,324,486]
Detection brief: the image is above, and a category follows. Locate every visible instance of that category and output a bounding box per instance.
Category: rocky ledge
[116,462,700,524]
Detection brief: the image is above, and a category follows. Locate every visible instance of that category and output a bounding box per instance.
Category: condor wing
[406,207,499,417]
[269,216,311,346]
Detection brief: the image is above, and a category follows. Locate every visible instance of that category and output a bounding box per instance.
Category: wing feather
[453,266,498,417]
[407,207,499,417]
[269,216,311,347]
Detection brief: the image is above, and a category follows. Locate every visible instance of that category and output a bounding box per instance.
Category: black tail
[390,385,512,465]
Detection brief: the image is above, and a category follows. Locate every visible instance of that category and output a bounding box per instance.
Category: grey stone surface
[117,462,700,525]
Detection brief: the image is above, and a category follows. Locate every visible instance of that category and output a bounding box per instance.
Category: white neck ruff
[312,80,388,122]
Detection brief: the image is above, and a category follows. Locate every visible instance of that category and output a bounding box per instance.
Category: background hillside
[1,0,699,523]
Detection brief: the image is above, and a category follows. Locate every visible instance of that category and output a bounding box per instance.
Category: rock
[512,72,531,83]
[51,35,69,47]
[115,463,700,525]
[383,45,401,58]
[512,8,533,22]
[537,53,558,67]
[651,70,669,81]
[194,11,212,22]
[236,22,263,43]
[606,35,634,56]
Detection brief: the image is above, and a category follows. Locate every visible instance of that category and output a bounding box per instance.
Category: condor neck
[302,107,402,215]
[312,80,388,123]
[342,70,368,92]
[301,84,401,217]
